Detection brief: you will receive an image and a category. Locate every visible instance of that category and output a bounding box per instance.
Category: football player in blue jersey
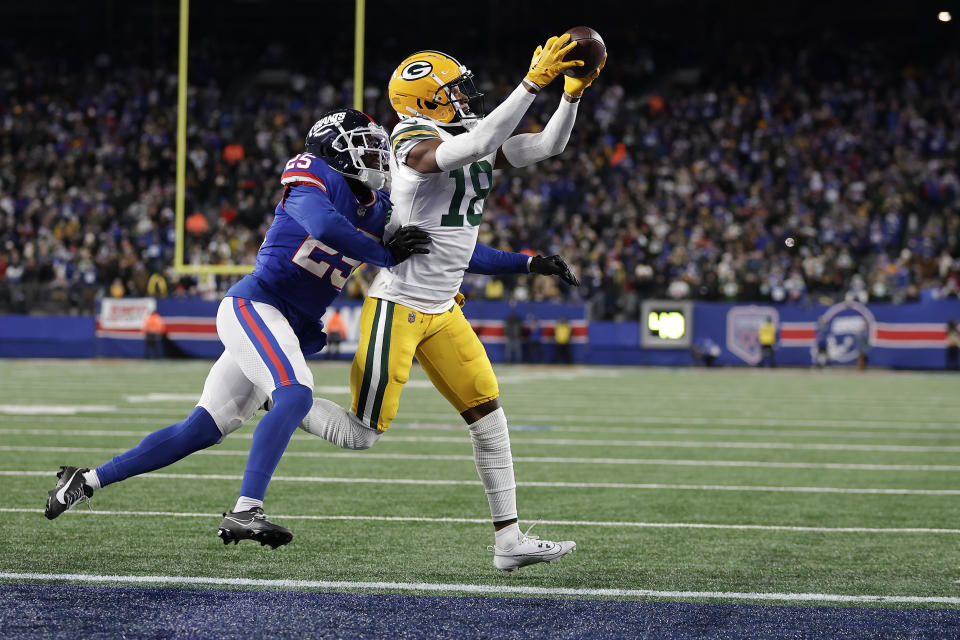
[43,109,432,548]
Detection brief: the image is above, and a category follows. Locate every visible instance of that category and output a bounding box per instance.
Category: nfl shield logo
[726,306,778,365]
[408,312,416,323]
[820,301,875,363]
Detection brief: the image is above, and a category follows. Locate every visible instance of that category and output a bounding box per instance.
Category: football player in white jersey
[300,35,604,572]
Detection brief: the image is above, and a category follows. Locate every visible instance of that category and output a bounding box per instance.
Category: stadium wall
[2,299,958,370]
[0,315,96,358]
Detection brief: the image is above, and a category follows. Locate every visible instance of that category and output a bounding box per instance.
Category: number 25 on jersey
[292,238,360,290]
[285,153,316,170]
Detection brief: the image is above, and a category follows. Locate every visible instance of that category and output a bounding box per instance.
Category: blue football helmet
[305,109,390,190]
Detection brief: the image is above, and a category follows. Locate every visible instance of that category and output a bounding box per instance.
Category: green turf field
[2,359,959,606]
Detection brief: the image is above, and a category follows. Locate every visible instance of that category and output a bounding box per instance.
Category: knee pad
[271,384,314,421]
[469,407,512,469]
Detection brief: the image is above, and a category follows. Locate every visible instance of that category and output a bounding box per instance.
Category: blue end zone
[2,584,960,638]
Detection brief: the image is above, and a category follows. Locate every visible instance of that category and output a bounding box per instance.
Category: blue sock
[96,407,221,487]
[239,384,313,501]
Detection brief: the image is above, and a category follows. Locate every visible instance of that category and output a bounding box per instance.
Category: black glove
[530,255,580,286]
[386,225,431,263]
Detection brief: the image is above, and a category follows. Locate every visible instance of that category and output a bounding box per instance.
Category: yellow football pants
[350,296,499,430]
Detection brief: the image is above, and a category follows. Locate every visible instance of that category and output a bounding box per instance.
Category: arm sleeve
[500,97,579,168]
[283,186,396,267]
[434,84,537,171]
[467,243,532,275]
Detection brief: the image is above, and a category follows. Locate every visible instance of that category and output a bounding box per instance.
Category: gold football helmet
[387,50,485,125]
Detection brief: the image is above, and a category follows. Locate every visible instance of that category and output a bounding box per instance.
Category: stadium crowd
[3,36,960,318]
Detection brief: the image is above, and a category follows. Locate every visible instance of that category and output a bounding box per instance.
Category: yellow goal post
[173,0,367,276]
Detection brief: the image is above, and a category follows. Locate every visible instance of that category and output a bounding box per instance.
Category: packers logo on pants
[351,297,499,430]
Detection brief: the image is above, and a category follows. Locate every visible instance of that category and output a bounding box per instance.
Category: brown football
[562,26,606,78]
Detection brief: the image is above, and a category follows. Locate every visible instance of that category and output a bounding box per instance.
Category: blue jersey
[227,153,394,351]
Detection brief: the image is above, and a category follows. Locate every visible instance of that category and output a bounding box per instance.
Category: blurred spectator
[143,310,166,359]
[814,317,830,369]
[504,312,523,364]
[484,278,505,300]
[325,309,346,360]
[185,212,210,236]
[758,316,777,367]
[692,337,721,367]
[525,313,543,363]
[553,317,573,364]
[946,319,960,370]
[856,325,871,371]
[109,279,125,298]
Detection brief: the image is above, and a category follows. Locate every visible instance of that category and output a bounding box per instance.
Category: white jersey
[368,117,496,313]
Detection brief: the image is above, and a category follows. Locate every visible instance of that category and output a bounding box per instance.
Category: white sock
[468,407,518,525]
[82,470,101,491]
[233,496,263,513]
[300,398,382,450]
[495,523,521,550]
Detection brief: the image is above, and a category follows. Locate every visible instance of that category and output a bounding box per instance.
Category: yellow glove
[564,53,606,98]
[525,34,582,89]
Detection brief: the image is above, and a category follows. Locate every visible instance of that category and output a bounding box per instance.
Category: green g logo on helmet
[401,61,433,80]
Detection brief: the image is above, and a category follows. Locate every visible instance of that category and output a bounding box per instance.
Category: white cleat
[490,525,576,573]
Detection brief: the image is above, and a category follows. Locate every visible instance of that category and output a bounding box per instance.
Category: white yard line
[0,571,957,605]
[2,383,948,407]
[4,406,960,431]
[7,447,960,472]
[3,469,956,495]
[5,420,960,441]
[5,429,960,453]
[372,435,960,453]
[7,425,960,443]
[0,405,116,415]
[3,507,959,534]
[5,400,960,429]
[5,447,960,472]
[499,414,960,428]
[0,416,194,425]
[506,389,960,403]
[0,407,186,416]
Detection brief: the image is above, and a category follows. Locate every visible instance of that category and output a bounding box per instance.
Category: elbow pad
[501,98,578,168]
[435,84,536,171]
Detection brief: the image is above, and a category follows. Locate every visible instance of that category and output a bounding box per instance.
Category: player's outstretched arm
[405,35,581,174]
[500,54,606,168]
[529,255,580,286]
[467,243,531,275]
[467,245,580,286]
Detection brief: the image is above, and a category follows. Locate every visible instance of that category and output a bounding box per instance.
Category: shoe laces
[520,521,541,543]
[487,520,545,554]
[64,484,93,512]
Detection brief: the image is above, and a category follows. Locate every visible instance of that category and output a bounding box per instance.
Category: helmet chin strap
[357,168,387,191]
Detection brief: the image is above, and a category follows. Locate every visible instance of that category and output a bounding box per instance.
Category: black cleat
[44,466,94,520]
[217,507,292,549]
